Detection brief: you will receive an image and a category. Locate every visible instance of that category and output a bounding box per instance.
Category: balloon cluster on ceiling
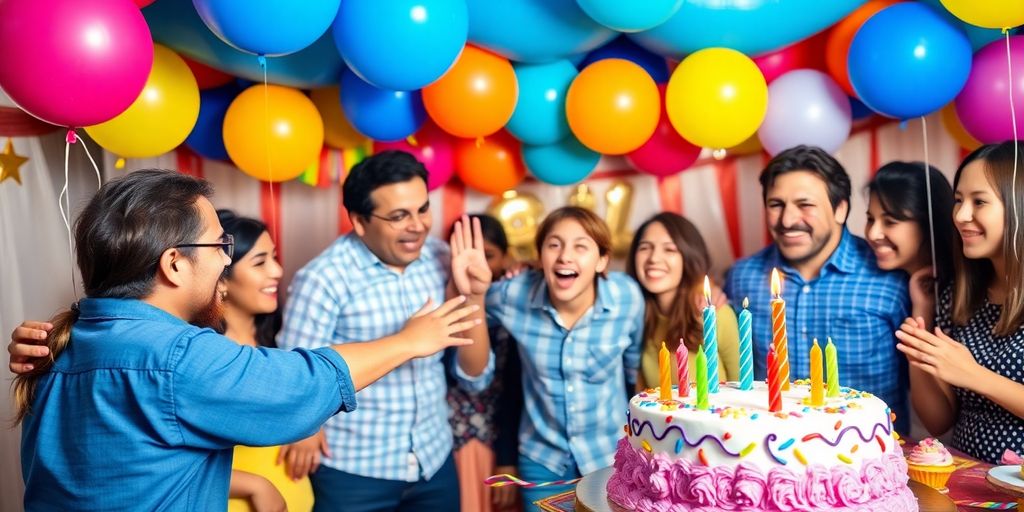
[0,0,1020,191]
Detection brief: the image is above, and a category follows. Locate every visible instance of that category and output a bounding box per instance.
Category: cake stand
[986,465,1024,507]
[574,467,956,512]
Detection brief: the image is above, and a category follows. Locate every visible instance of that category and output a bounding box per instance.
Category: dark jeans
[310,453,460,512]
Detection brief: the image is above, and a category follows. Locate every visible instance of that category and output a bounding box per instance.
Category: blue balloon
[577,0,682,32]
[334,0,467,91]
[848,3,972,120]
[466,0,617,63]
[628,0,866,58]
[193,0,341,57]
[340,67,426,142]
[144,0,342,88]
[523,137,601,185]
[578,36,669,83]
[507,61,577,146]
[918,0,1004,52]
[185,83,242,160]
[848,96,875,121]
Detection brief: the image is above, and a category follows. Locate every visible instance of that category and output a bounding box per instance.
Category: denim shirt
[21,298,356,511]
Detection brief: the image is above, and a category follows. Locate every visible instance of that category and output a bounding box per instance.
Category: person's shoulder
[727,247,773,285]
[605,271,644,306]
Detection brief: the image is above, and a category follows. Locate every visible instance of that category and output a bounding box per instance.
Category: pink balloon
[0,0,154,128]
[626,85,701,177]
[955,36,1024,144]
[373,122,455,191]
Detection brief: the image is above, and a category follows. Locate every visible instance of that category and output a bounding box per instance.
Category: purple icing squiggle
[628,411,741,456]
[811,422,893,448]
[607,438,914,511]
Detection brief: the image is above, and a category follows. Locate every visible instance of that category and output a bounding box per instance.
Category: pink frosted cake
[607,381,916,511]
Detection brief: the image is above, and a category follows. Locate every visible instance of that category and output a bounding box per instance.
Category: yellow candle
[659,341,672,401]
[810,338,824,406]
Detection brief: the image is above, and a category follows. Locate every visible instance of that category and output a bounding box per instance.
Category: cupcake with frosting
[906,438,956,490]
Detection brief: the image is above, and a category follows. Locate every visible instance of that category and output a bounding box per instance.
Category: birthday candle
[810,338,824,406]
[738,297,753,390]
[767,346,781,412]
[676,339,689,397]
[826,337,840,398]
[659,342,672,401]
[696,347,709,410]
[703,276,719,393]
[770,269,790,390]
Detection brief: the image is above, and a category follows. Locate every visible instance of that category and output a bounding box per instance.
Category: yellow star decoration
[0,139,28,185]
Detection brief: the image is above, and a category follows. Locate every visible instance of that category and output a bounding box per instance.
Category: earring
[219,290,228,301]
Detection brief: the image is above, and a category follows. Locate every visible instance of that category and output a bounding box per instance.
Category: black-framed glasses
[368,204,431,230]
[175,233,234,260]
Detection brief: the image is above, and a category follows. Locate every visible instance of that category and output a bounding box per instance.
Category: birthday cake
[606,381,916,511]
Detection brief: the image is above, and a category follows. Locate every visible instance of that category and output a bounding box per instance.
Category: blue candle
[738,297,753,390]
[703,276,719,393]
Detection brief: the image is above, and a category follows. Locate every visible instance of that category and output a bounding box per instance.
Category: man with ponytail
[9,169,482,511]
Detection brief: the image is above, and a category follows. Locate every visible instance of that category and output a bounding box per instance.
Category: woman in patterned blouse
[896,141,1024,463]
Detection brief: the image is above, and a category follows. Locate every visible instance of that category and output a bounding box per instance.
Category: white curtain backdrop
[0,114,964,510]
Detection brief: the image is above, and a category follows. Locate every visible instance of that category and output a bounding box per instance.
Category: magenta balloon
[626,85,701,177]
[373,123,455,191]
[0,0,154,127]
[955,36,1024,144]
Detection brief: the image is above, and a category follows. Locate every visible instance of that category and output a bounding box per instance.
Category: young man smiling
[724,145,911,433]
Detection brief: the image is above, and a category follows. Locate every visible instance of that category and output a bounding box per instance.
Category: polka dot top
[937,287,1024,464]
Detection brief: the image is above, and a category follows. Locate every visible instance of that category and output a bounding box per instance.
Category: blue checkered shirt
[724,229,911,432]
[277,234,494,481]
[486,271,645,475]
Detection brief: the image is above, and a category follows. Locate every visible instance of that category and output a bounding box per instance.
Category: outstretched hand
[450,214,492,297]
[895,316,980,389]
[400,296,481,358]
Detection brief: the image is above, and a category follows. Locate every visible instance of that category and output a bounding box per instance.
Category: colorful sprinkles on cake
[793,448,808,465]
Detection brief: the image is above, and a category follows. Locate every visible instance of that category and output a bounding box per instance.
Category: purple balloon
[0,0,153,128]
[955,36,1024,144]
[757,69,851,156]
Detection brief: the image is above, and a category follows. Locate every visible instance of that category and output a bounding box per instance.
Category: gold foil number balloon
[567,183,597,212]
[488,190,545,262]
[605,180,634,257]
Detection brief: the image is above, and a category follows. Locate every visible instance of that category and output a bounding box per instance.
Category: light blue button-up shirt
[21,298,356,511]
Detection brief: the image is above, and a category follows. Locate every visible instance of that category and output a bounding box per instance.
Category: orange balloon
[310,86,368,150]
[940,103,982,151]
[454,131,525,195]
[423,45,518,138]
[825,0,902,96]
[727,133,764,156]
[566,59,660,155]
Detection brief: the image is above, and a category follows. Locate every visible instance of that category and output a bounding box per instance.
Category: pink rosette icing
[907,438,953,466]
[767,467,811,511]
[832,465,871,506]
[712,466,738,509]
[688,465,719,507]
[648,454,673,500]
[805,464,835,506]
[731,463,768,508]
[668,459,693,502]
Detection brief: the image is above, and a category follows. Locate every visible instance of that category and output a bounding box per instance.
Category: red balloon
[373,122,455,191]
[183,56,235,90]
[134,0,155,6]
[626,85,701,177]
[753,31,828,84]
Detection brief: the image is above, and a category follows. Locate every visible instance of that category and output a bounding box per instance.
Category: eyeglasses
[175,233,234,260]
[368,205,431,231]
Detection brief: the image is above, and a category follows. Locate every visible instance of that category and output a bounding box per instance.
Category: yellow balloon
[223,85,324,183]
[85,45,199,158]
[939,0,1024,29]
[310,86,368,150]
[666,47,768,149]
[940,103,982,151]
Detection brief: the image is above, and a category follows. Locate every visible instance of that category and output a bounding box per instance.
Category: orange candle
[659,342,672,401]
[770,269,790,391]
[810,338,824,406]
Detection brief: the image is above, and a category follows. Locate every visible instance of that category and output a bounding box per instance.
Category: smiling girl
[896,142,1024,463]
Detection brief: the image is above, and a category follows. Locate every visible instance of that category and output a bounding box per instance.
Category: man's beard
[773,222,834,267]
[191,287,225,330]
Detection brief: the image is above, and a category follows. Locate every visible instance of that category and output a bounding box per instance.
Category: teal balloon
[628,0,866,58]
[467,0,616,63]
[507,61,577,146]
[523,137,600,185]
[577,0,682,32]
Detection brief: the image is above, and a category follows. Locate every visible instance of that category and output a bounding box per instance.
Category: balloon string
[60,130,78,299]
[921,116,939,310]
[1006,30,1020,261]
[259,54,278,245]
[79,135,102,190]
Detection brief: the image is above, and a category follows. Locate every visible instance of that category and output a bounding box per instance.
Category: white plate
[988,465,1024,490]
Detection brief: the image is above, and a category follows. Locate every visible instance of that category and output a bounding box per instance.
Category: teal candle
[738,297,753,390]
[702,276,719,393]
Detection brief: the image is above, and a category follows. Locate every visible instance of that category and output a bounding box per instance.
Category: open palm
[450,215,492,296]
